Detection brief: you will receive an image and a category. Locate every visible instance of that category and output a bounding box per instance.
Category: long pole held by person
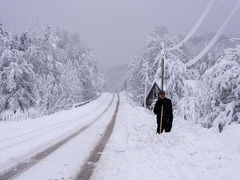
[159,105,164,134]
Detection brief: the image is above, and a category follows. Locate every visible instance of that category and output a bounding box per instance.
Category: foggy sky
[0,0,239,69]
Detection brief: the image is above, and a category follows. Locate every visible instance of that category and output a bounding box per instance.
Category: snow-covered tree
[23,25,64,114]
[200,44,240,131]
[0,49,35,115]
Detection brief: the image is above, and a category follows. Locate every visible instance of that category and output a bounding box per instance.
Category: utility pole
[161,55,164,90]
[160,42,165,90]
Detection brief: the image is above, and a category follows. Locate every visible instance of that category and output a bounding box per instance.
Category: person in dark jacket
[153,90,173,134]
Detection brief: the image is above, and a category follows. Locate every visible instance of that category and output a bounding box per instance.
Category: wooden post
[159,105,164,134]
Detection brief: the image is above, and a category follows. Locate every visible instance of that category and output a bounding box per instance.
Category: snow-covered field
[0,92,240,180]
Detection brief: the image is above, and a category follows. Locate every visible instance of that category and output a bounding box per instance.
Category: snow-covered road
[0,92,240,180]
[0,93,119,180]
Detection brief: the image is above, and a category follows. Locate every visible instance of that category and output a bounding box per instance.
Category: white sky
[0,0,239,69]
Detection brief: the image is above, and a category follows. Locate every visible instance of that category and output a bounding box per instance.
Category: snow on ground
[91,92,240,180]
[0,92,240,180]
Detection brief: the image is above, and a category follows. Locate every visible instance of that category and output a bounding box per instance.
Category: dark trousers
[156,123,172,134]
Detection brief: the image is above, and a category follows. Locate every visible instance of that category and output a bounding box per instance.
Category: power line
[165,0,216,51]
[180,0,240,68]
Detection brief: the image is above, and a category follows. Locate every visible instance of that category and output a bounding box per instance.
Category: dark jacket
[153,97,173,125]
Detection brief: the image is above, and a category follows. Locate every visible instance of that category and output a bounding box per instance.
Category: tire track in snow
[74,94,120,180]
